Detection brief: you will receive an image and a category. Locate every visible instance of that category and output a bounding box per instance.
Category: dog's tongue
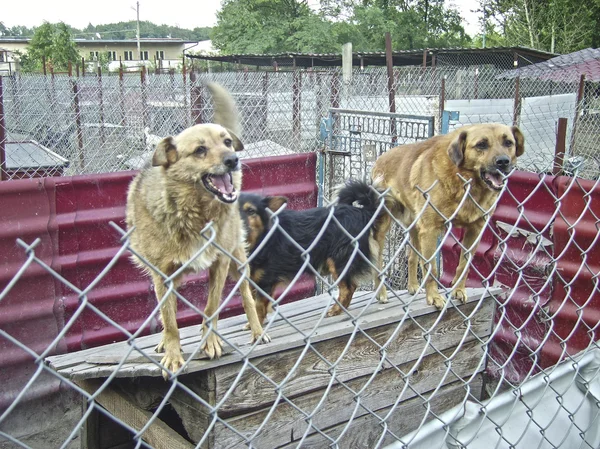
[211,174,234,194]
[485,172,504,189]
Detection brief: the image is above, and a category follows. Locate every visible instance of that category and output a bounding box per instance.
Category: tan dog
[371,123,524,308]
[126,83,269,377]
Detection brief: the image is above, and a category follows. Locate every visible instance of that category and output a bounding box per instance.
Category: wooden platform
[46,288,499,448]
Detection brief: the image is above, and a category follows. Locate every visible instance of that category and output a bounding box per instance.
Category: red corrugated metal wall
[0,153,317,410]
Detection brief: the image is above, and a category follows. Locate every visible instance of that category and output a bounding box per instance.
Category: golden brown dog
[371,123,524,308]
[126,83,269,377]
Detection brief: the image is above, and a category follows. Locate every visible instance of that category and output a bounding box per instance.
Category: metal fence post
[553,117,568,175]
[439,76,446,134]
[513,76,521,126]
[141,66,149,131]
[71,78,85,170]
[293,70,301,146]
[385,32,397,145]
[119,63,126,127]
[97,66,106,147]
[0,76,6,181]
[569,74,586,156]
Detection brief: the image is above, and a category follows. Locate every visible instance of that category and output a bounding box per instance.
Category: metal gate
[318,108,435,289]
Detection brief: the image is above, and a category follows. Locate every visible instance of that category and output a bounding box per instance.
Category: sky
[2,0,482,36]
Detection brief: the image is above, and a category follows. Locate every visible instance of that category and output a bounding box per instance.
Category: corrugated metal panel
[543,176,600,367]
[0,152,318,411]
[441,171,557,382]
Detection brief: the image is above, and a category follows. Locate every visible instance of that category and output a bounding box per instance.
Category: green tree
[18,22,80,72]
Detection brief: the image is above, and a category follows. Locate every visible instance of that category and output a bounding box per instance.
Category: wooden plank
[276,377,483,449]
[76,379,194,449]
[68,291,493,380]
[214,298,493,414]
[210,339,484,449]
[49,288,500,379]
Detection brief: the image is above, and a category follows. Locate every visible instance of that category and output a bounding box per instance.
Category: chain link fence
[1,159,599,448]
[1,63,599,180]
[1,60,600,448]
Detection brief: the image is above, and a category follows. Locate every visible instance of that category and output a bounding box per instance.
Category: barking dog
[371,123,524,309]
[126,83,269,377]
[239,180,387,321]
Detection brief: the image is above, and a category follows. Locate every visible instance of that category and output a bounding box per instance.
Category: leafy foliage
[211,0,471,54]
[480,0,600,53]
[17,22,80,72]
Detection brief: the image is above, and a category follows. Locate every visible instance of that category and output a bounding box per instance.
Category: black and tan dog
[372,123,524,309]
[239,180,388,322]
[126,83,269,377]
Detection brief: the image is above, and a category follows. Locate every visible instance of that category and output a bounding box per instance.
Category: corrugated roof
[498,48,600,82]
[186,46,556,68]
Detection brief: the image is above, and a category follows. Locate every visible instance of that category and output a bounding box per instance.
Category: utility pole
[133,1,141,60]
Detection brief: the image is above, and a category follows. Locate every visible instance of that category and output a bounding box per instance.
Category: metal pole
[136,1,141,61]
[0,76,6,181]
[513,76,521,126]
[72,79,85,171]
[440,77,446,134]
[553,117,568,176]
[293,70,301,146]
[385,32,397,144]
[569,74,586,155]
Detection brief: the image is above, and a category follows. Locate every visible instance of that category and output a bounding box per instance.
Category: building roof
[186,46,556,69]
[5,141,69,170]
[0,37,194,45]
[498,48,600,82]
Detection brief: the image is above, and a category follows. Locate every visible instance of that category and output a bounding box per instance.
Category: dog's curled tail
[206,82,241,137]
[336,180,385,214]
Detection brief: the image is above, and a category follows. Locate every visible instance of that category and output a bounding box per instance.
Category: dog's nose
[495,155,510,170]
[223,154,239,169]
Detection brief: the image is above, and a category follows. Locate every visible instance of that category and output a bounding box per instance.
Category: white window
[156,50,164,60]
[89,51,99,60]
[141,50,149,61]
[0,52,5,63]
[107,51,116,61]
[124,51,133,61]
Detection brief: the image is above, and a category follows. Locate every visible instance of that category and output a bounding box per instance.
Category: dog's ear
[264,196,288,212]
[152,137,178,168]
[448,131,467,166]
[511,126,525,157]
[227,130,244,152]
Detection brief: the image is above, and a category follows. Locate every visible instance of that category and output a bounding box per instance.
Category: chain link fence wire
[1,60,600,448]
[2,63,600,180]
[1,163,599,448]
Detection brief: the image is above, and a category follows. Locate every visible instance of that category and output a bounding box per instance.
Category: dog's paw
[407,282,420,295]
[243,321,251,331]
[159,347,185,380]
[202,332,223,359]
[426,292,446,310]
[251,329,271,345]
[452,287,468,304]
[376,286,389,304]
[327,305,342,317]
[155,339,165,354]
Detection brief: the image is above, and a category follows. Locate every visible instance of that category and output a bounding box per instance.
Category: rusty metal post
[422,49,427,68]
[72,78,85,170]
[68,62,72,77]
[118,64,126,127]
[513,76,521,126]
[97,66,106,147]
[569,74,586,155]
[553,117,568,176]
[75,63,80,77]
[0,76,6,181]
[81,57,85,76]
[293,70,301,146]
[141,66,149,131]
[190,70,203,125]
[42,56,47,75]
[439,76,446,134]
[385,32,397,144]
[262,71,269,132]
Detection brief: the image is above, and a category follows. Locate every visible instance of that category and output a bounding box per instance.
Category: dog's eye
[246,208,256,216]
[475,141,488,150]
[195,146,207,155]
[224,138,233,147]
[503,139,514,148]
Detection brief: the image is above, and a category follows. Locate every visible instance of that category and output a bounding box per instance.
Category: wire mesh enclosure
[1,60,600,449]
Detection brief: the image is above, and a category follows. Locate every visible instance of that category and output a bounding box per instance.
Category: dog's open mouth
[480,169,507,191]
[201,173,238,203]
